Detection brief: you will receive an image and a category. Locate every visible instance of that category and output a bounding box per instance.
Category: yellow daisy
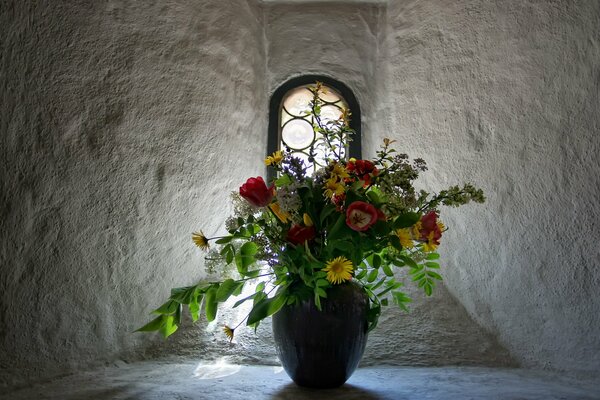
[323,256,354,285]
[192,231,209,250]
[222,325,235,342]
[323,178,345,198]
[331,163,350,180]
[395,228,414,249]
[265,150,284,166]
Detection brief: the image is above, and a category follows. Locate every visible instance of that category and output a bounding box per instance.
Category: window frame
[267,75,362,181]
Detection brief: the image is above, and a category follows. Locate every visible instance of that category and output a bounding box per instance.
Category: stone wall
[0,0,266,388]
[382,0,600,378]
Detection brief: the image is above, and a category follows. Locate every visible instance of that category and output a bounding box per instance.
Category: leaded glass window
[280,84,348,174]
[267,76,361,181]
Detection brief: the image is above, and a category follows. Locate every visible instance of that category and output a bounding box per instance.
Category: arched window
[267,75,361,180]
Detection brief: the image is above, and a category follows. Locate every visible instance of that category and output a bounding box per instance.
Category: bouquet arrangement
[138,83,484,341]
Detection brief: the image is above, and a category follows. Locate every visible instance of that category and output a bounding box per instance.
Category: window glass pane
[281,119,314,150]
[282,87,313,117]
[279,84,348,175]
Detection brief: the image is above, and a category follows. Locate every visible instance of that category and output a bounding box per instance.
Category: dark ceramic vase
[272,280,370,388]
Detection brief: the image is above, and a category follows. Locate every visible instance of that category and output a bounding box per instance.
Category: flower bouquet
[137,83,485,344]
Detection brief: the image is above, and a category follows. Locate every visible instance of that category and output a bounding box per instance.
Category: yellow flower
[383,138,396,147]
[192,231,209,250]
[323,256,354,285]
[411,221,422,239]
[265,150,284,166]
[223,325,235,342]
[323,178,345,198]
[331,163,349,180]
[396,228,414,249]
[269,202,290,223]
[437,220,446,232]
[422,232,439,252]
[303,213,313,227]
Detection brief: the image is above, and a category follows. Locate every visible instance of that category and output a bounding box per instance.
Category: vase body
[272,280,369,388]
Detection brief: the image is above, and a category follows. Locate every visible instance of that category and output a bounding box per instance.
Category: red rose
[239,177,274,207]
[346,201,378,232]
[418,211,442,244]
[286,224,316,245]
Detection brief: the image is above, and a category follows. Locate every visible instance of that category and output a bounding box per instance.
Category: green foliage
[137,82,485,340]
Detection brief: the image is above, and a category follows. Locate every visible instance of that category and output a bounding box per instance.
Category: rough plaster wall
[265,2,386,136]
[0,0,266,388]
[383,0,600,378]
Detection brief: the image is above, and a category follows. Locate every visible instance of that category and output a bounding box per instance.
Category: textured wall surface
[1,0,598,390]
[381,0,600,378]
[0,0,266,388]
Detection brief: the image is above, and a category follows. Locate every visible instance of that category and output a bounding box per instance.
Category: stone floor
[2,360,599,400]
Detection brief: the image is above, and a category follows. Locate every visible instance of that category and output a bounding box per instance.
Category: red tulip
[239,177,274,207]
[286,224,316,245]
[346,201,378,232]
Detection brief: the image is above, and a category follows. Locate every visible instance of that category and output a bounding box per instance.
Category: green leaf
[369,277,387,291]
[173,304,182,325]
[170,285,198,304]
[314,292,322,310]
[389,235,402,251]
[315,287,327,298]
[159,315,178,338]
[275,174,292,187]
[426,252,440,260]
[366,188,383,206]
[367,269,379,283]
[215,237,232,244]
[392,291,412,311]
[382,264,394,277]
[153,300,179,315]
[216,279,239,302]
[328,213,350,241]
[240,241,258,256]
[426,270,443,280]
[267,293,287,316]
[412,271,426,281]
[372,254,382,268]
[399,254,419,269]
[319,204,337,225]
[424,283,433,296]
[204,287,218,322]
[136,316,163,332]
[316,279,329,287]
[247,293,287,326]
[233,291,261,308]
[393,212,421,229]
[355,268,367,280]
[189,295,201,322]
[225,248,234,264]
[425,261,440,269]
[366,305,381,332]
